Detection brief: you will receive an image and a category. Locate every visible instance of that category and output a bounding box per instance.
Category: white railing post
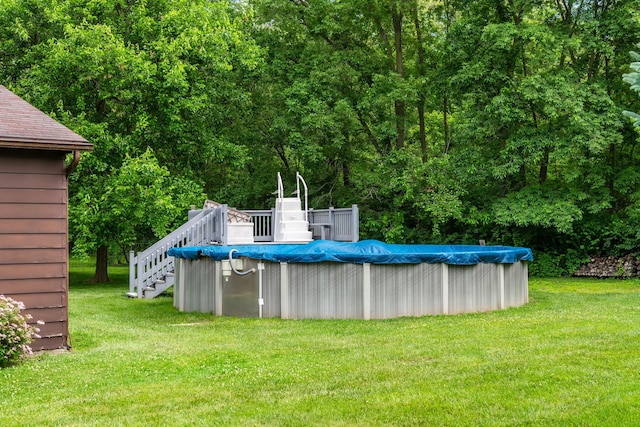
[129,250,136,295]
[351,204,359,242]
[137,258,144,298]
[222,205,229,245]
[329,206,336,240]
[271,208,275,241]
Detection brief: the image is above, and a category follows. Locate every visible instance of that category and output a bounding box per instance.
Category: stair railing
[277,172,284,200]
[296,171,309,223]
[128,205,228,298]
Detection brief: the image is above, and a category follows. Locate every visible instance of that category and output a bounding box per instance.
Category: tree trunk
[413,1,427,162]
[91,244,110,283]
[342,160,351,187]
[539,147,550,183]
[443,94,450,154]
[392,4,405,149]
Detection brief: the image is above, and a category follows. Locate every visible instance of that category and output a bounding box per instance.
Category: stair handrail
[277,172,284,200]
[129,206,226,298]
[296,171,309,223]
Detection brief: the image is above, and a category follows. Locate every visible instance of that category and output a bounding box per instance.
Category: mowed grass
[2,260,640,426]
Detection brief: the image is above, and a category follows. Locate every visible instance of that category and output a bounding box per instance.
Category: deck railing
[244,205,359,243]
[247,209,275,242]
[308,205,359,242]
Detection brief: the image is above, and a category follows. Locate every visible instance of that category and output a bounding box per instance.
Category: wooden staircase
[128,206,227,298]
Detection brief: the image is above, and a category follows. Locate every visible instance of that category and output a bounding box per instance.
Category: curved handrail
[296,171,309,223]
[277,172,284,200]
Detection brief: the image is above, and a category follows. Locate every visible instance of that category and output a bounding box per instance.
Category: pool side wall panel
[262,261,282,318]
[173,258,529,318]
[287,263,363,319]
[448,264,501,314]
[503,261,529,307]
[370,263,443,319]
[174,258,219,313]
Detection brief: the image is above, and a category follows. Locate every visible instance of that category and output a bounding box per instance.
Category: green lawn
[2,260,640,426]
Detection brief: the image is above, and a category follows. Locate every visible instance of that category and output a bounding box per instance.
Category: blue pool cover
[168,240,533,266]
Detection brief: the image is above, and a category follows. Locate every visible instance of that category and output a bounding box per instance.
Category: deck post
[129,251,136,295]
[351,204,359,242]
[270,208,275,242]
[328,207,334,240]
[137,259,144,298]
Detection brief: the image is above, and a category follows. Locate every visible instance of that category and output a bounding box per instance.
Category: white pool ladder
[273,172,312,243]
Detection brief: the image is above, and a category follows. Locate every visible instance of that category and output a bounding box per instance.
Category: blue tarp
[168,240,533,266]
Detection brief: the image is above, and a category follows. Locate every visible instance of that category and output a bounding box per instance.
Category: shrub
[529,250,590,277]
[0,295,42,368]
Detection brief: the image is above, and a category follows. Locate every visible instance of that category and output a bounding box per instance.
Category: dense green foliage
[1,262,640,424]
[1,0,640,274]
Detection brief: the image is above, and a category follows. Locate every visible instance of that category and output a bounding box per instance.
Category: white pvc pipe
[228,249,256,276]
[258,262,265,318]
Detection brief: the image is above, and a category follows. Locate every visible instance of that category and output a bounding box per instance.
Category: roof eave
[0,138,93,152]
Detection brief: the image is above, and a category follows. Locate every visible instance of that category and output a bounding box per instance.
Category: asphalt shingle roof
[0,85,92,151]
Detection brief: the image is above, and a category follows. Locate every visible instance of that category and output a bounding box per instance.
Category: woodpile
[573,255,640,278]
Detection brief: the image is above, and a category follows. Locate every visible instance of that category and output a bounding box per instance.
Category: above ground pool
[168,240,533,319]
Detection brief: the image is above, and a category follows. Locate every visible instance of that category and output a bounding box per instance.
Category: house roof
[0,85,93,151]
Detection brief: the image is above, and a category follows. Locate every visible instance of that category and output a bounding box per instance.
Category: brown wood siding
[32,336,67,351]
[0,277,66,294]
[0,172,65,189]
[0,149,69,351]
[0,188,66,204]
[1,234,66,249]
[0,203,66,219]
[24,306,67,323]
[0,219,67,234]
[0,248,66,264]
